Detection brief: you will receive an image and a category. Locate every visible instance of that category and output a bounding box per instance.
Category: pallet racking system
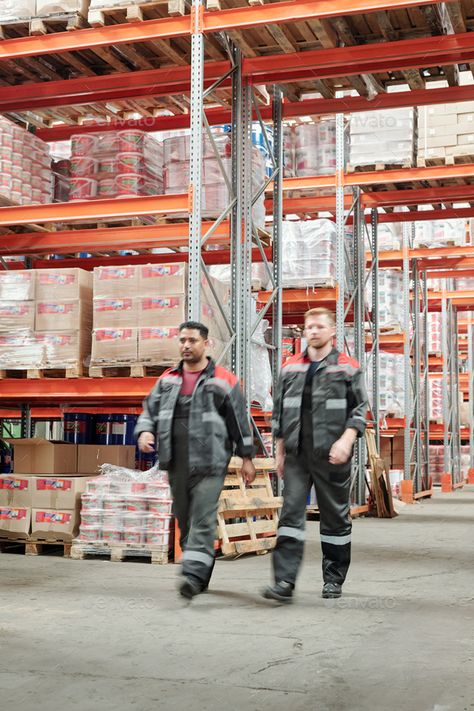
[0,0,473,503]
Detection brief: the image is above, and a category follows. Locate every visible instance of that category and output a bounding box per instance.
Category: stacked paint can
[63,413,95,444]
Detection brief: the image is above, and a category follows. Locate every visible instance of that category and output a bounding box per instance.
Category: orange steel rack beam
[36,85,474,142]
[0,0,451,61]
[4,32,474,111]
[0,378,155,405]
[0,221,229,256]
[0,194,188,226]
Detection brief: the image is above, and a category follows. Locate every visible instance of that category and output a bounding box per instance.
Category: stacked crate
[281,219,337,287]
[91,263,229,370]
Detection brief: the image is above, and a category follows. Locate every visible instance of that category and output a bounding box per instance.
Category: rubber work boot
[322,582,342,599]
[179,577,203,600]
[262,581,294,604]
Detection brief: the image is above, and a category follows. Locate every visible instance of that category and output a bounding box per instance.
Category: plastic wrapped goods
[250,298,272,411]
[36,0,89,14]
[414,219,466,248]
[366,351,404,416]
[282,219,336,287]
[0,0,35,21]
[0,116,52,205]
[349,108,415,167]
[77,464,172,549]
[427,313,442,353]
[69,131,163,201]
[368,269,403,330]
[429,377,443,420]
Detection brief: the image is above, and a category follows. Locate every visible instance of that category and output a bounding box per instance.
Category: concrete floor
[1,489,474,711]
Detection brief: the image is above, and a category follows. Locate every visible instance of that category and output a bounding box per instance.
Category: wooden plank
[219,496,283,512]
[223,519,277,539]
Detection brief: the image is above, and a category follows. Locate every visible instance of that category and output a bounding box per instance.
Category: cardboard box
[12,439,77,475]
[0,506,31,539]
[0,330,43,369]
[93,297,138,328]
[0,300,35,330]
[94,265,139,298]
[77,444,136,474]
[138,294,186,328]
[37,330,90,369]
[30,474,92,509]
[31,508,79,541]
[91,328,138,364]
[138,263,187,296]
[138,327,179,364]
[420,134,457,149]
[0,270,35,301]
[0,475,33,507]
[36,268,92,301]
[35,299,92,332]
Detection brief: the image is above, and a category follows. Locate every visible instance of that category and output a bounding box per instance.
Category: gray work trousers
[273,411,352,587]
[168,395,225,588]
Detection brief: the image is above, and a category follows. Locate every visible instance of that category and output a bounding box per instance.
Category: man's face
[178,328,208,363]
[304,315,335,350]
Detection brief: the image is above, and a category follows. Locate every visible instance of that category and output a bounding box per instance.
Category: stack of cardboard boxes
[418,100,474,164]
[0,268,92,372]
[91,262,229,367]
[0,439,135,541]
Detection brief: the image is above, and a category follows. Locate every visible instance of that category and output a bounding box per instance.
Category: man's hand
[276,438,285,479]
[329,429,357,466]
[138,431,155,453]
[241,457,256,485]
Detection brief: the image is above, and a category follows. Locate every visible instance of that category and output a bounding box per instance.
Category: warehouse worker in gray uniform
[263,307,368,603]
[136,321,256,600]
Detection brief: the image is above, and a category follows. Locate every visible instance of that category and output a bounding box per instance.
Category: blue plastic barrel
[95,414,114,445]
[63,413,94,444]
[110,414,137,445]
[0,439,12,473]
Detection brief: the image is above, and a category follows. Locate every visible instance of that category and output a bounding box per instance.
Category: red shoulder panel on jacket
[284,352,308,366]
[337,352,361,369]
[158,367,179,380]
[214,365,238,387]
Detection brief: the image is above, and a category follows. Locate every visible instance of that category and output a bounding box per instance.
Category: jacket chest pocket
[324,374,348,422]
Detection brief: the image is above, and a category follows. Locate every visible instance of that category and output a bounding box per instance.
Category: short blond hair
[304,307,336,326]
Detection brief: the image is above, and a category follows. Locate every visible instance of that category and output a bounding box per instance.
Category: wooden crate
[217,457,282,557]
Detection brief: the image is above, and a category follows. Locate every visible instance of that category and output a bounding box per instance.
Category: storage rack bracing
[0,0,474,502]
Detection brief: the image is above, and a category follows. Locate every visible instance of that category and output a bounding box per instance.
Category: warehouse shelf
[1,0,473,504]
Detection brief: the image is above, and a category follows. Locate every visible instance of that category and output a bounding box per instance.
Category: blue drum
[63,413,94,444]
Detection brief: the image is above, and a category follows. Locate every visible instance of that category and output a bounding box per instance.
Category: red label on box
[36,479,72,492]
[37,334,73,346]
[38,303,74,315]
[39,274,75,286]
[0,478,28,491]
[95,299,133,312]
[0,304,30,316]
[95,329,133,341]
[141,265,181,278]
[141,297,180,310]
[0,508,27,520]
[98,268,135,281]
[201,303,214,318]
[140,327,178,340]
[35,511,72,524]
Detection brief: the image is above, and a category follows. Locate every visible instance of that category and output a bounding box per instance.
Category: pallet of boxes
[0,267,92,378]
[89,262,229,376]
[0,439,92,555]
[71,444,173,564]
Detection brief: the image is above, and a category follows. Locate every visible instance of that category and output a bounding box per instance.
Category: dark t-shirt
[302,358,326,412]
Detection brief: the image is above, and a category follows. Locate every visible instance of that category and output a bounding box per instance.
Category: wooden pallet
[365,429,397,518]
[0,10,85,37]
[347,160,413,174]
[217,457,282,557]
[0,537,72,556]
[88,0,184,27]
[417,153,474,168]
[0,365,84,379]
[70,540,169,564]
[89,363,168,378]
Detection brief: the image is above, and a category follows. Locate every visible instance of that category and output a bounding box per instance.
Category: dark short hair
[179,321,209,339]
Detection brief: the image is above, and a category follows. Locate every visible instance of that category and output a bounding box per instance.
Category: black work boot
[262,581,294,604]
[179,576,204,600]
[322,582,342,599]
